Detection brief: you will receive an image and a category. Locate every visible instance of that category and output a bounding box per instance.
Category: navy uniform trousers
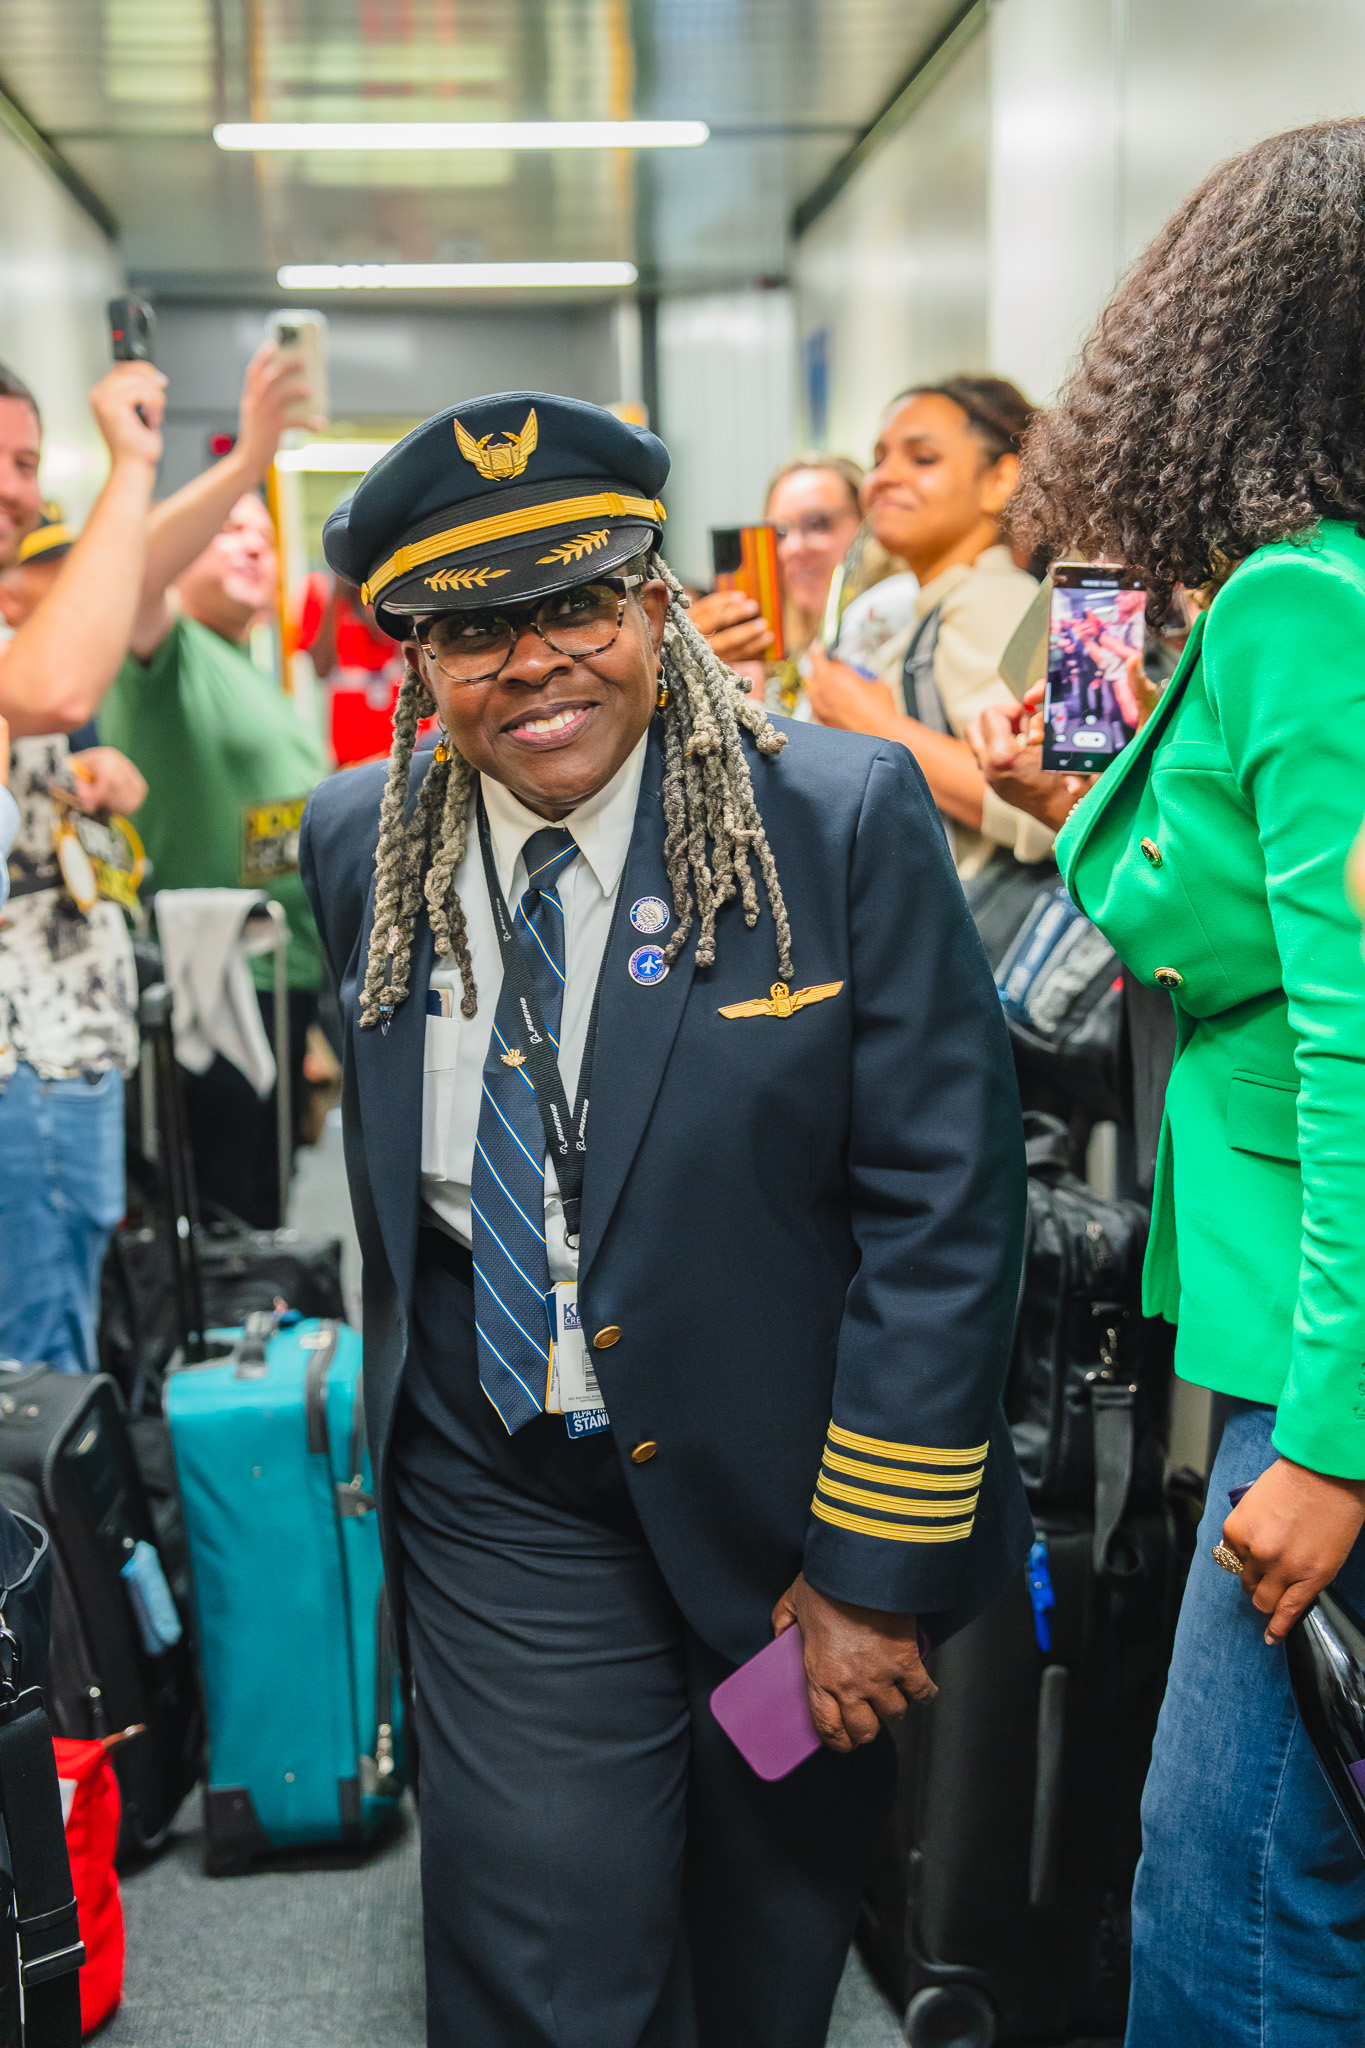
[394,1236,895,2048]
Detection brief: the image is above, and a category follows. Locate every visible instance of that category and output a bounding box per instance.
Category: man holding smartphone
[0,355,165,1372]
[100,337,326,1228]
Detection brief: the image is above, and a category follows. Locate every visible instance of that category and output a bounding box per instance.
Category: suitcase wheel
[902,1983,996,2048]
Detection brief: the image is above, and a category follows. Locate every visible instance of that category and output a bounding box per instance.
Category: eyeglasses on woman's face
[414,574,645,684]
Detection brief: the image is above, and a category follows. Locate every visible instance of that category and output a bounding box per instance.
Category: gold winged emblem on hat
[454,408,539,482]
[717,980,844,1020]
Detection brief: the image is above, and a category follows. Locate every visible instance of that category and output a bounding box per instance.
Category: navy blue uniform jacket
[300,716,1032,1663]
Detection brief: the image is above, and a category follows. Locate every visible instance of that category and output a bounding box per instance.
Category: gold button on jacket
[593,1325,622,1350]
[629,1441,658,1465]
[1140,836,1163,867]
[1154,966,1184,990]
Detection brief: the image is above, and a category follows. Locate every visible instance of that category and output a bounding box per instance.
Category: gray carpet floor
[93,1792,903,2048]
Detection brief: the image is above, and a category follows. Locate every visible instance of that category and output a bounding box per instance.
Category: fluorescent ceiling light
[276,262,638,290]
[273,442,393,472]
[216,120,708,151]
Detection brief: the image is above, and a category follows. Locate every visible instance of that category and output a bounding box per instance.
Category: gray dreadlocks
[359,550,794,1029]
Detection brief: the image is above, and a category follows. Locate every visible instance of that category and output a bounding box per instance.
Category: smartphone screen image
[710,524,786,661]
[1042,566,1145,773]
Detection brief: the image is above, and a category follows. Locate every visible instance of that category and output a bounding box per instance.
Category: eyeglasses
[414,574,644,684]
[771,513,851,542]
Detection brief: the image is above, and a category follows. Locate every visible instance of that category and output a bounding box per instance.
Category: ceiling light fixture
[276,262,638,290]
[273,442,394,473]
[216,120,708,152]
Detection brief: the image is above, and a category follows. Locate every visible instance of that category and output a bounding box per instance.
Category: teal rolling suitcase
[165,1312,403,1871]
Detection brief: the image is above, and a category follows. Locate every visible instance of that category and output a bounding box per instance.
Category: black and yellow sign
[241,794,308,885]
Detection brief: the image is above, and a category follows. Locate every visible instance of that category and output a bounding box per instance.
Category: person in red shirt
[297,572,409,765]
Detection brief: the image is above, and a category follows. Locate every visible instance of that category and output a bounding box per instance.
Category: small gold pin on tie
[501,1047,527,1068]
[717,980,844,1020]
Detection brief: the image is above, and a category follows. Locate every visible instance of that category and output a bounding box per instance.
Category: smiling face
[410,578,669,820]
[862,392,1017,582]
[0,397,42,568]
[766,467,862,618]
[176,493,278,643]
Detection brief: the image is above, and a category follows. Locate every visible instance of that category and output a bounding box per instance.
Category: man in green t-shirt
[102,343,325,1226]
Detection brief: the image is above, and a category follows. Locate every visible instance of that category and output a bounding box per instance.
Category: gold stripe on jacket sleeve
[810,1496,976,1543]
[825,1421,989,1467]
[821,1446,986,1492]
[816,1474,980,1519]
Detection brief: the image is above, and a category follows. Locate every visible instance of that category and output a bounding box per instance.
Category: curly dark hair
[1012,119,1365,618]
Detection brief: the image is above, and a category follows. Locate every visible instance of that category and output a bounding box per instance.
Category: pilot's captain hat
[322,391,669,637]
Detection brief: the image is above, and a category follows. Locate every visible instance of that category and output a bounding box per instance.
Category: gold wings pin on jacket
[717,980,844,1020]
[454,409,539,482]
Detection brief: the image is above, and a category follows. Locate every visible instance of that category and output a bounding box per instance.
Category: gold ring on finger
[1212,1542,1244,1576]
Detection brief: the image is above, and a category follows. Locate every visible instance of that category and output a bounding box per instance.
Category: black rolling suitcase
[0,1371,201,1861]
[0,1498,85,2047]
[857,1115,1194,2046]
[860,1509,1181,2046]
[102,980,343,1404]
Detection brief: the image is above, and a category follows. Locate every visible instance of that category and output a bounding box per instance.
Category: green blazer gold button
[629,1440,658,1465]
[1154,966,1184,989]
[593,1325,622,1350]
[1140,837,1163,867]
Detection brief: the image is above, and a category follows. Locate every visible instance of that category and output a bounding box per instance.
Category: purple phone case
[710,1622,936,1782]
[710,1626,820,1782]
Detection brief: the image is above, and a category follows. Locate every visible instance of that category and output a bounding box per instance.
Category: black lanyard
[475,790,609,1245]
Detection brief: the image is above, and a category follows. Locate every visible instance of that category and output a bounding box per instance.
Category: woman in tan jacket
[806,375,1050,877]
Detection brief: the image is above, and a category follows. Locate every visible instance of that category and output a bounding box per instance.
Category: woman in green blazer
[1008,121,1365,2047]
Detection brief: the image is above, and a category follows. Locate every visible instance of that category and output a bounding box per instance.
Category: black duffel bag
[1006,1115,1169,1560]
[995,882,1129,1127]
[102,1211,344,1401]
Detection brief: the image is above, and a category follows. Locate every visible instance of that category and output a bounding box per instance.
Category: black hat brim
[353,472,664,636]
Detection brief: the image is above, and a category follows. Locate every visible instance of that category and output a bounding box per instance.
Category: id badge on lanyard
[547,1282,610,1438]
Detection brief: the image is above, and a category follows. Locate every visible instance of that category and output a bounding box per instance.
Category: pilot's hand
[771,1573,936,1752]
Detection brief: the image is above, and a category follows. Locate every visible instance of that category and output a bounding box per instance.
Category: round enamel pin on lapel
[630,895,670,935]
[628,945,669,986]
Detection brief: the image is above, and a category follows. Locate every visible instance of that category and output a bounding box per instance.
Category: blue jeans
[1127,1398,1365,2047]
[0,1063,125,1372]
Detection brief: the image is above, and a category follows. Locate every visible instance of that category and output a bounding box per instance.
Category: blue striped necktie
[470,826,578,1433]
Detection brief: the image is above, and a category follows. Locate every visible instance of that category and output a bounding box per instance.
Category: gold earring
[656,676,670,711]
[434,728,451,763]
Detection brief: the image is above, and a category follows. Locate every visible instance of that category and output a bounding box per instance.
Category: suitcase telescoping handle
[231,1310,280,1381]
[139,983,207,1363]
[244,899,291,1232]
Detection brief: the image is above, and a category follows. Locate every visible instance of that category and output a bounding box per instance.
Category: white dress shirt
[421,729,649,1283]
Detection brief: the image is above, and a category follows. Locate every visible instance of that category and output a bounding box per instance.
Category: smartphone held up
[711,524,786,662]
[1042,564,1145,774]
[268,309,329,428]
